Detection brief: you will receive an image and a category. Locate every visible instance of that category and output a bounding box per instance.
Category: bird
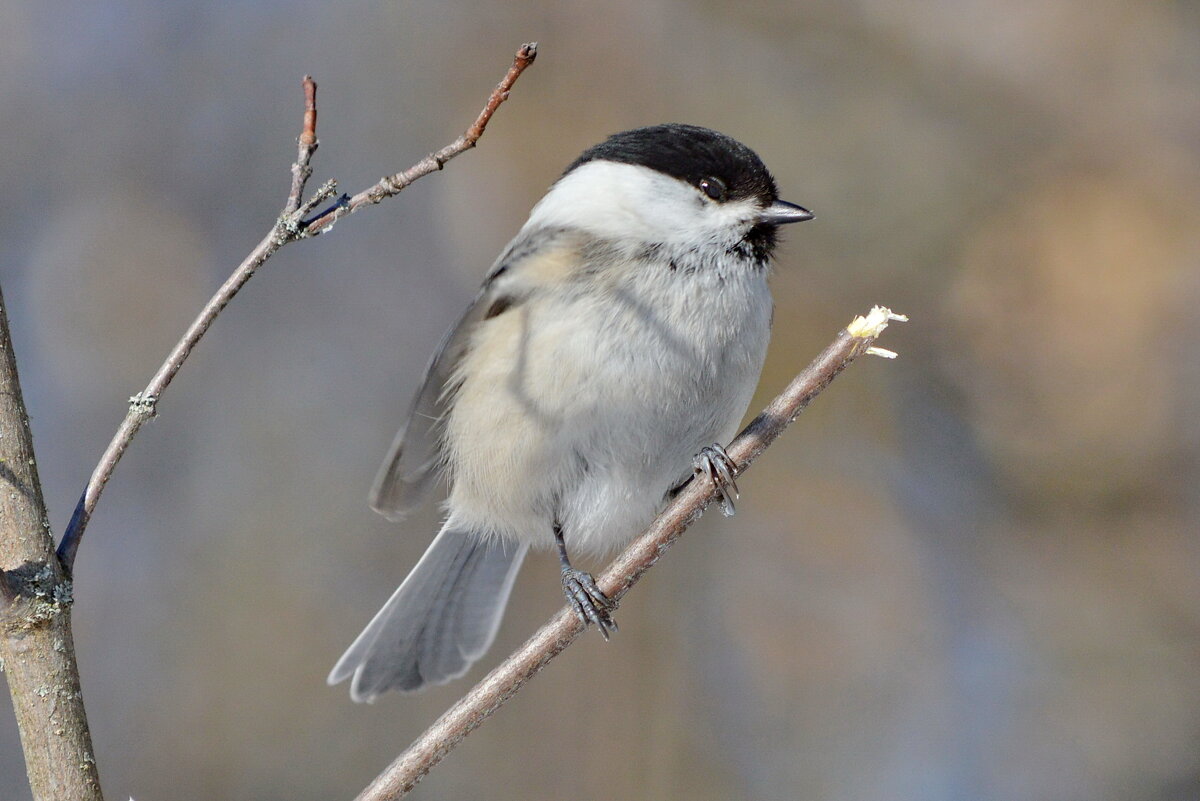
[328,123,813,701]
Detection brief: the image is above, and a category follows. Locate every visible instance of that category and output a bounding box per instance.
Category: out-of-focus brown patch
[947,170,1199,504]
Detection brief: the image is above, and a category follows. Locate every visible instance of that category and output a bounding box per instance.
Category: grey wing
[368,228,574,520]
[368,287,491,520]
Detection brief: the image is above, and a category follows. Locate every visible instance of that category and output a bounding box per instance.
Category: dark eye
[698,177,726,201]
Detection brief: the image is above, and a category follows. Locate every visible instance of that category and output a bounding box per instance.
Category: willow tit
[328,123,813,701]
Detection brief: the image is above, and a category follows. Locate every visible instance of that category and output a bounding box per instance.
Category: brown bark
[0,286,103,801]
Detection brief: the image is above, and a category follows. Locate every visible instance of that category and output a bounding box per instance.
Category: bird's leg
[555,523,617,640]
[693,443,740,516]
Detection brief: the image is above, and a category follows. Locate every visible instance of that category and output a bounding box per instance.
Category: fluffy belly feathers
[444,274,770,554]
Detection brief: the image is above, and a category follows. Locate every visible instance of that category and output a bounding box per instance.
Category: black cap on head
[565,124,780,205]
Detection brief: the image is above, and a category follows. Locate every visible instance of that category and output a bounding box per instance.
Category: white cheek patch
[696,198,761,244]
[525,161,758,249]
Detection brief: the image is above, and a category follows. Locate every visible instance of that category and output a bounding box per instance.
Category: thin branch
[354,306,908,801]
[303,41,538,234]
[285,75,320,215]
[56,43,538,571]
[0,286,104,801]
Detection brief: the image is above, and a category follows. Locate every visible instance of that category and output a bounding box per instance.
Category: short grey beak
[759,200,814,225]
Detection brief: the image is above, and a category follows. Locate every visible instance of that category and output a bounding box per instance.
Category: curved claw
[693,443,740,517]
[561,567,618,640]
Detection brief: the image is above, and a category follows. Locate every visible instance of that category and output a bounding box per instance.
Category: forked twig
[303,42,537,233]
[56,43,538,570]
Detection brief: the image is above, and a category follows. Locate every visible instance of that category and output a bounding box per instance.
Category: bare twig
[56,43,538,571]
[354,307,908,801]
[303,41,538,234]
[285,76,320,215]
[0,287,104,801]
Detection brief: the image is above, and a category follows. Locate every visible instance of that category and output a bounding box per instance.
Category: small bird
[329,124,813,701]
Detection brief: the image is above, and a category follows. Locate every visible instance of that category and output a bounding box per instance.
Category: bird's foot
[561,567,617,640]
[693,443,739,516]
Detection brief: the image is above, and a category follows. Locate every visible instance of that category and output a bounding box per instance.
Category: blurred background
[2,1,1199,799]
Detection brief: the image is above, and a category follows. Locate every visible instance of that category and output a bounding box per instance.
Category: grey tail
[327,525,527,702]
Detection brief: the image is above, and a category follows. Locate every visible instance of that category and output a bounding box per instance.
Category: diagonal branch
[354,306,908,801]
[302,42,537,234]
[56,43,538,571]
